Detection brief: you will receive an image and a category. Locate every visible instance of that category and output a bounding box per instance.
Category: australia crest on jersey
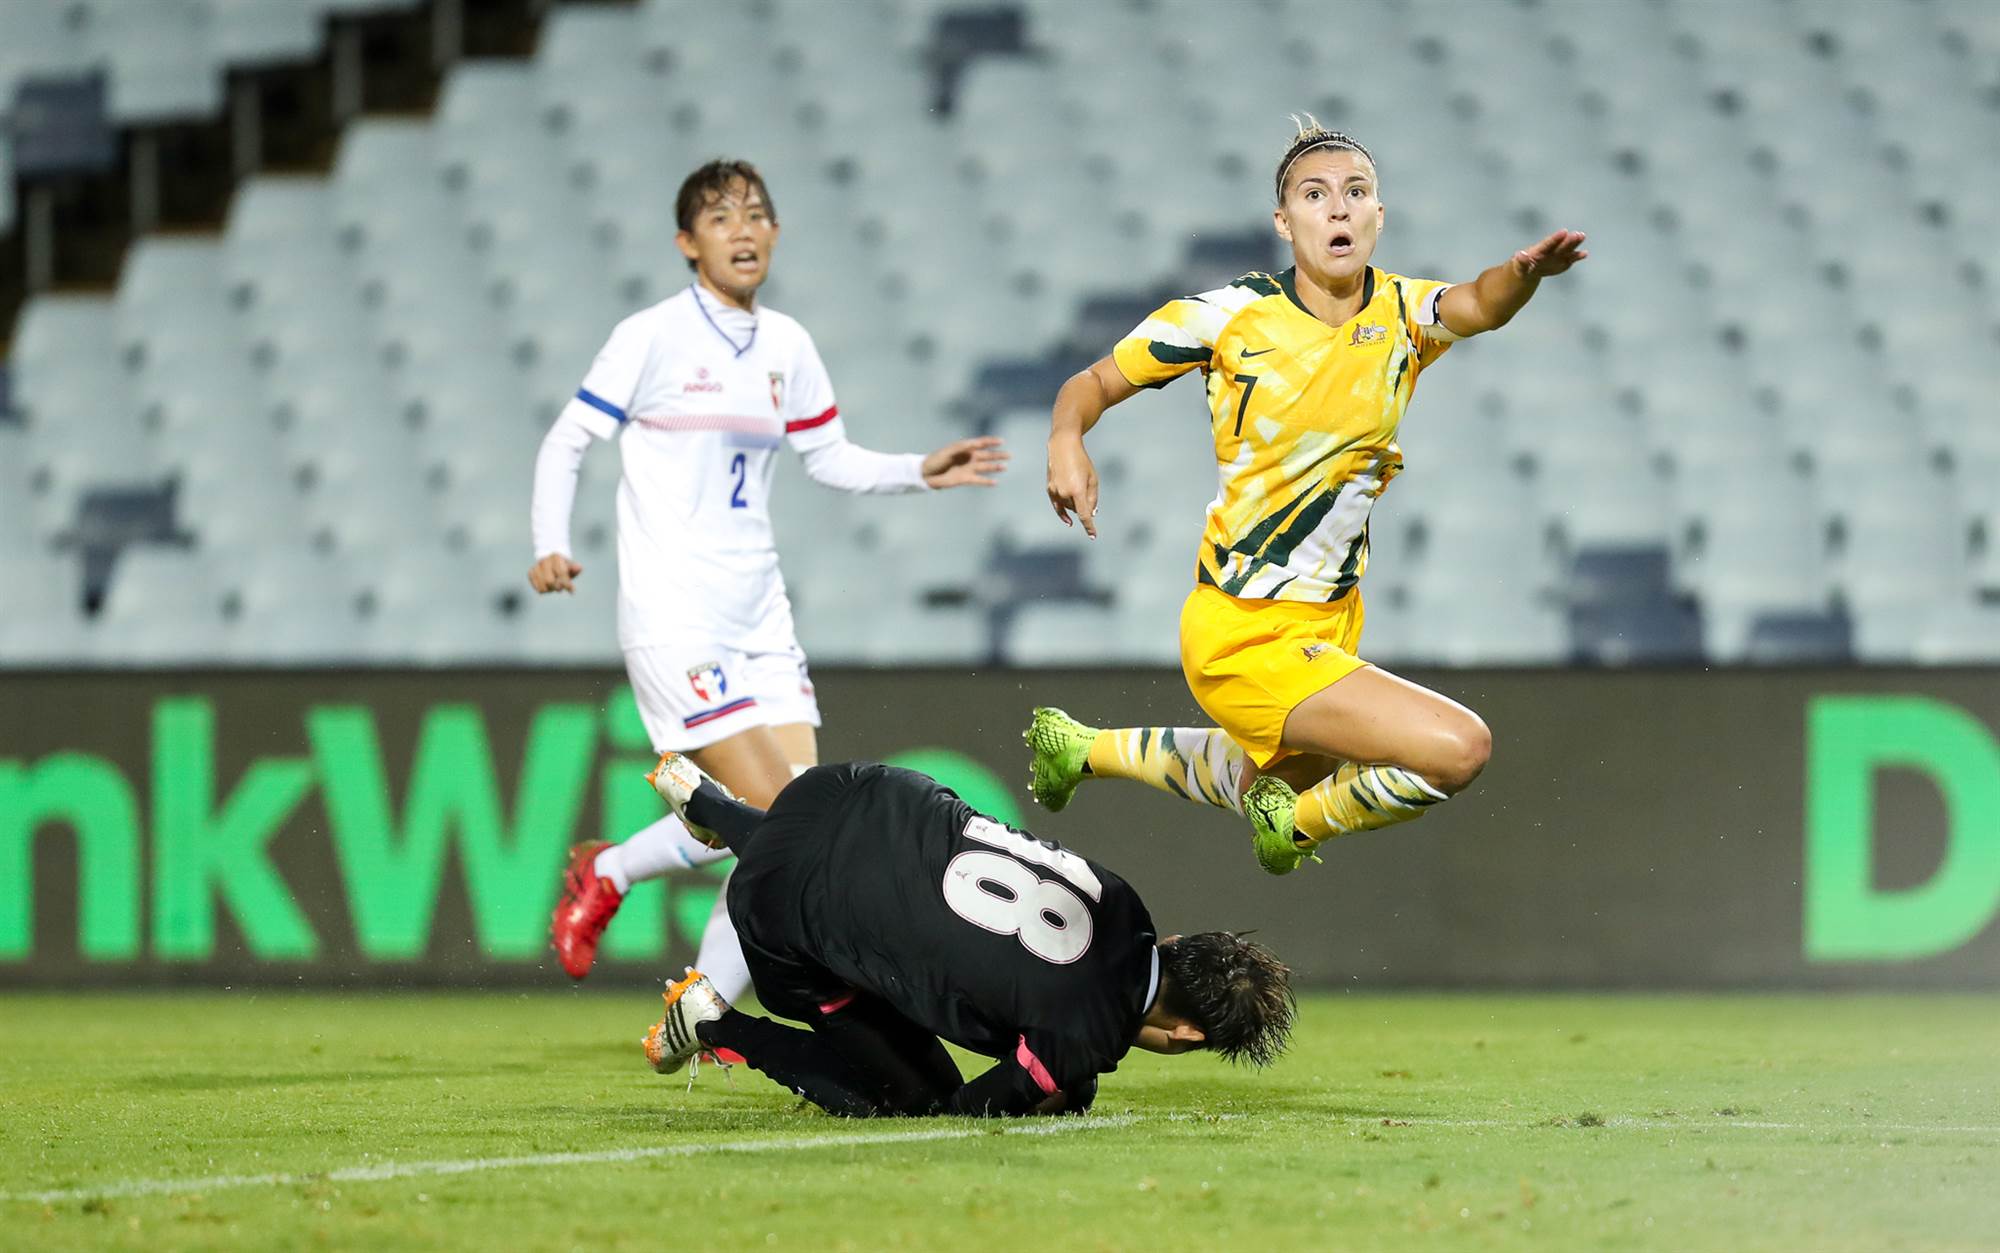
[687,662,728,703]
[769,371,784,413]
[1350,324,1387,346]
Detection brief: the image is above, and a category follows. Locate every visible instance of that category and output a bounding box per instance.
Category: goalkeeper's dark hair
[674,159,777,269]
[1275,113,1375,202]
[1159,931,1296,1067]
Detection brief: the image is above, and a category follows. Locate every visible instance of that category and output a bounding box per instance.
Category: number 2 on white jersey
[727,452,748,508]
[941,818,1098,964]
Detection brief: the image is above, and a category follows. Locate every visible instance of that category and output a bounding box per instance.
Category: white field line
[1165,1112,2000,1135]
[16,1111,1998,1206]
[1386,1116,2000,1135]
[1617,1118,2000,1135]
[8,1113,1139,1206]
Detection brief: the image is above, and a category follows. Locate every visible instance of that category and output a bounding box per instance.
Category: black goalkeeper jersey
[727,763,1159,1104]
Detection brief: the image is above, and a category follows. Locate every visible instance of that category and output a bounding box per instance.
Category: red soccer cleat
[551,841,624,980]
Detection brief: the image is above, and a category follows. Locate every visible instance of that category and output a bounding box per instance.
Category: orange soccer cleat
[551,841,624,979]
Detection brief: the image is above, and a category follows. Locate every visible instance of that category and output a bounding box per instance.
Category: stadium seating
[0,0,417,124]
[3,0,1996,666]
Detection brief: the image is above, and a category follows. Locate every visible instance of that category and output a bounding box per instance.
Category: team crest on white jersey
[687,662,728,702]
[769,371,784,412]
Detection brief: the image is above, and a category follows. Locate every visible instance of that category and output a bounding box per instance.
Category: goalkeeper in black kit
[641,754,1296,1117]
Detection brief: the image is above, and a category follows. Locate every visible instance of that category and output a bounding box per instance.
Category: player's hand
[1046,434,1099,539]
[1511,229,1588,279]
[922,435,1008,489]
[528,552,583,594]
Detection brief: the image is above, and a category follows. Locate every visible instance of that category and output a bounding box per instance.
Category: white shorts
[625,639,822,753]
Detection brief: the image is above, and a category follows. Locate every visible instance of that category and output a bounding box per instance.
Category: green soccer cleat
[1023,706,1099,812]
[1244,775,1323,876]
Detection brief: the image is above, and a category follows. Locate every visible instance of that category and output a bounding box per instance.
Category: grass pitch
[4,991,1996,1252]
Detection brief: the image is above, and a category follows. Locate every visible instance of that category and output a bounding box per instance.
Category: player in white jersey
[532,160,1005,992]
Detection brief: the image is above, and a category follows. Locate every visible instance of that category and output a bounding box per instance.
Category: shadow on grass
[528,1101,836,1133]
[131,1061,541,1092]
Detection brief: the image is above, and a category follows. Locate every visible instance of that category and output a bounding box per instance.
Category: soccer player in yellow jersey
[1026,118,1587,875]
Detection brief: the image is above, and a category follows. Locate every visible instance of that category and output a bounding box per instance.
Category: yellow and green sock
[1084,726,1248,814]
[1293,762,1448,844]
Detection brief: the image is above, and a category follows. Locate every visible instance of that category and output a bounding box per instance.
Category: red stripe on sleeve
[784,405,839,434]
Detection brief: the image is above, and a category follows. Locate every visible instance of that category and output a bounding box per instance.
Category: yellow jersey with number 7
[1112,266,1457,603]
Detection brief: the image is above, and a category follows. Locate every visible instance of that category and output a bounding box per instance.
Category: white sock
[594,814,732,893]
[684,763,802,1008]
[694,877,750,1004]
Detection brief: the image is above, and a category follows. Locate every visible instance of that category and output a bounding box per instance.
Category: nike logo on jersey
[1241,347,1276,358]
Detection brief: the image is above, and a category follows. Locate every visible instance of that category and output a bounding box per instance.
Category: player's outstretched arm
[793,428,1004,495]
[1047,356,1139,539]
[1435,228,1589,339]
[920,436,1009,489]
